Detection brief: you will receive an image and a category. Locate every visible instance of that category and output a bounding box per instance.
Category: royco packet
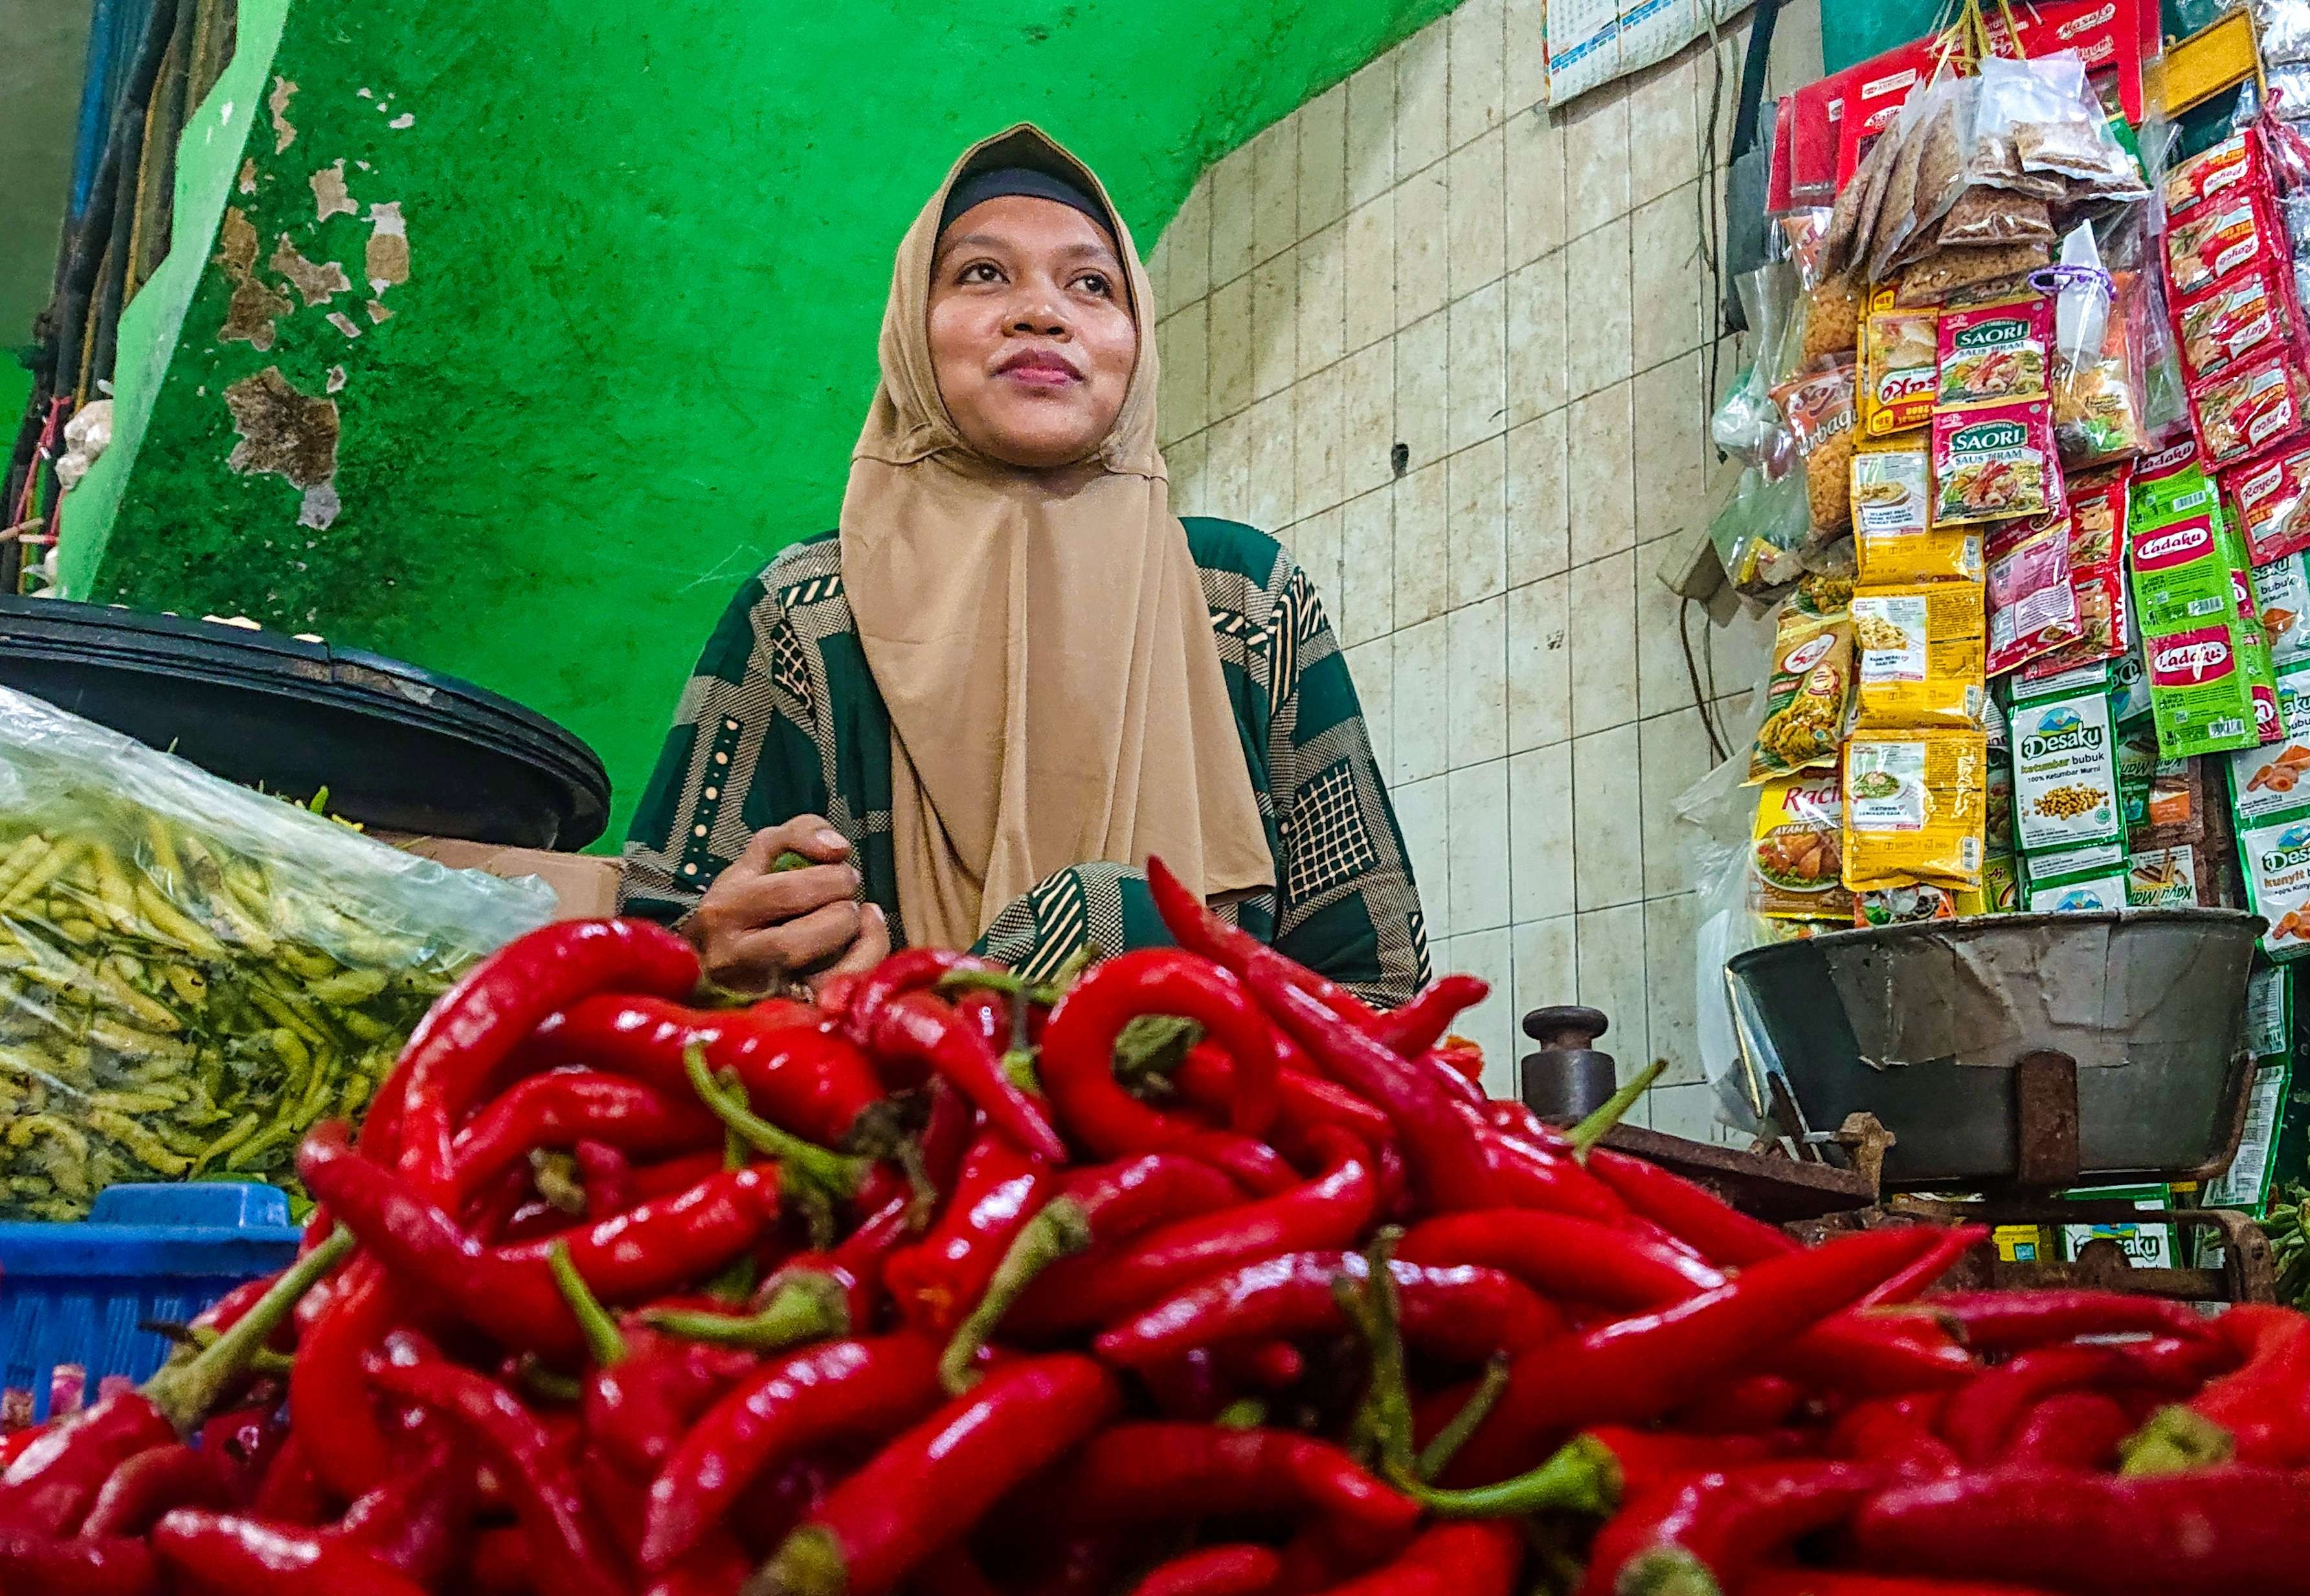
[2023,838,2131,912]
[2008,665,2123,854]
[1860,287,1938,436]
[2193,354,2307,469]
[1841,726,1988,892]
[2164,193,2279,299]
[2164,130,2259,217]
[1850,581,1987,730]
[2226,442,2310,565]
[1936,293,2053,406]
[2175,267,2291,381]
[2023,469,2132,679]
[1750,773,1853,919]
[1985,514,2081,676]
[1747,604,1855,783]
[2145,623,2260,758]
[1852,436,1980,583]
[1934,399,2062,525]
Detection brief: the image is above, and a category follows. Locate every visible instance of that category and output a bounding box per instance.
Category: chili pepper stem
[1215,1399,1267,1428]
[1567,1060,1668,1159]
[644,1273,849,1349]
[547,1238,629,1366]
[1617,1547,1725,1596]
[686,1044,866,1198]
[939,1198,1095,1393]
[1415,1358,1512,1482]
[1391,1432,1622,1520]
[144,1224,352,1430]
[2120,1404,2235,1475]
[750,1523,846,1596]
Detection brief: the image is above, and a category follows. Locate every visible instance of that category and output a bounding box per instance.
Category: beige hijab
[841,124,1273,950]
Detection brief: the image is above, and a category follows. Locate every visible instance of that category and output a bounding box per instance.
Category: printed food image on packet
[2239,811,2310,958]
[1985,515,2082,676]
[1841,726,1988,892]
[1936,294,2052,407]
[2127,844,2203,908]
[1850,582,1987,729]
[2144,624,2260,758]
[1982,850,2022,911]
[2176,268,2286,381]
[2226,444,2310,565]
[2009,669,2122,853]
[2164,194,2274,298]
[2228,660,2310,826]
[2193,355,2305,469]
[2064,469,2129,571]
[1861,287,1938,436]
[2254,551,2310,666]
[1750,774,1854,919]
[1854,441,1980,583]
[1934,401,2061,525]
[1746,606,1855,782]
[2164,130,2256,216]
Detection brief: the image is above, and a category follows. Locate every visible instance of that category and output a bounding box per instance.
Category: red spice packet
[1933,400,2063,526]
[2021,561,2126,680]
[2062,467,2131,574]
[2193,353,2309,468]
[1936,294,2053,407]
[2163,129,2261,218]
[2224,442,2310,565]
[2165,192,2279,298]
[2175,266,2291,381]
[1985,513,2083,676]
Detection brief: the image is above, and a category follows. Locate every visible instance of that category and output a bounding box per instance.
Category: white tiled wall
[1147,0,1824,1141]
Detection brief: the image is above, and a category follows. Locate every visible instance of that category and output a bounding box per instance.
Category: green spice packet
[2144,624,2260,759]
[2010,666,2123,854]
[2022,838,2131,910]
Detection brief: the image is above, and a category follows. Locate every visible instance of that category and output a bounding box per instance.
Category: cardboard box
[377,833,623,921]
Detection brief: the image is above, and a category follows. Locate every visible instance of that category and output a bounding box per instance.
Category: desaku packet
[2008,664,2124,855]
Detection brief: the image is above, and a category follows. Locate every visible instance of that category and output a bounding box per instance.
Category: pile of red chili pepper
[8,857,2310,1596]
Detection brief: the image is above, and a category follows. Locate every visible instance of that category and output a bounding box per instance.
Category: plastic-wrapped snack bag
[0,688,554,1218]
[1747,602,1855,783]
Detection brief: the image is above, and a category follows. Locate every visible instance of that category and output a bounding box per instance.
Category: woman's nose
[1007,289,1068,337]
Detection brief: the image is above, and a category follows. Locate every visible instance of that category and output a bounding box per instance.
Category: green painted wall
[75,0,1451,849]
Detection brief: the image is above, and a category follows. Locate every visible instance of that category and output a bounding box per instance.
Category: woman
[623,124,1426,1003]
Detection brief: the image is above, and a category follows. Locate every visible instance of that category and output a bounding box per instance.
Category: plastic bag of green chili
[0,687,553,1220]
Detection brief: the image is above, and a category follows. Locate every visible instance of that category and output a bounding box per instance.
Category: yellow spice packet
[1747,605,1855,784]
[1841,726,1990,892]
[1750,772,1855,920]
[1850,580,1988,731]
[1852,435,1984,585]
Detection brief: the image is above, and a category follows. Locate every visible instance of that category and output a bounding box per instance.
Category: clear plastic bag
[1713,262,1802,474]
[2260,0,2310,67]
[1868,76,1976,283]
[1711,464,1813,597]
[0,687,554,1219]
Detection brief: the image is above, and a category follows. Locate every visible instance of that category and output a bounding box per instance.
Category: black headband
[939,166,1115,242]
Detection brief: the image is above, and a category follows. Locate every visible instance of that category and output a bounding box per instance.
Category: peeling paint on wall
[311,160,356,221]
[214,208,290,352]
[364,202,409,297]
[268,76,298,152]
[223,367,339,489]
[299,482,342,530]
[388,113,415,129]
[364,299,392,324]
[269,236,352,305]
[326,365,346,393]
[238,159,259,194]
[326,311,363,339]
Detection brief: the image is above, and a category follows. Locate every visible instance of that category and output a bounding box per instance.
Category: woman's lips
[996,349,1081,387]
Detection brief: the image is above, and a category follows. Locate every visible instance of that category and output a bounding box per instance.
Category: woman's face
[928,194,1138,469]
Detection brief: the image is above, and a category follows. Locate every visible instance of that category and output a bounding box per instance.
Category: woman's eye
[1074,273,1112,297]
[959,262,1003,284]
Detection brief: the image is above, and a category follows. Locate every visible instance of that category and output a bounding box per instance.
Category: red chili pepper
[628,1149,735,1202]
[883,1132,1052,1336]
[298,1120,782,1358]
[1851,1467,2310,1593]
[1125,1543,1285,1596]
[1031,1422,1420,1545]
[1830,1395,1960,1481]
[1912,1290,2217,1353]
[1363,974,1488,1059]
[530,995,884,1148]
[363,1334,625,1596]
[150,1511,431,1596]
[0,1228,348,1535]
[1674,1375,1808,1435]
[1094,1250,1564,1368]
[1579,1461,1883,1596]
[1942,1340,2217,1466]
[1855,1228,1984,1308]
[1580,1426,1804,1500]
[78,1443,238,1537]
[333,1438,472,1585]
[1308,1519,1524,1596]
[1448,1226,1941,1485]
[757,1354,1121,1596]
[1396,1208,1726,1309]
[573,1137,635,1218]
[1777,1314,1980,1400]
[1146,863,1380,1026]
[246,1434,331,1526]
[448,1070,719,1200]
[2000,1391,2133,1472]
[2122,1303,2310,1472]
[391,917,700,1202]
[1150,864,1493,1214]
[1740,1569,2068,1596]
[1585,1147,1797,1266]
[1009,1128,1380,1334]
[645,1533,755,1596]
[1173,1044,1398,1148]
[0,1529,161,1596]
[639,1336,945,1573]
[284,1255,411,1503]
[0,1428,47,1470]
[466,1523,538,1596]
[854,988,1070,1163]
[1468,1124,1630,1220]
[1040,948,1292,1184]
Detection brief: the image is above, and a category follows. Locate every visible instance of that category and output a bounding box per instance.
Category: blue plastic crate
[0,1182,303,1422]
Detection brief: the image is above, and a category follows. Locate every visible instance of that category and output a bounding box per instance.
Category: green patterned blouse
[621,516,1429,1005]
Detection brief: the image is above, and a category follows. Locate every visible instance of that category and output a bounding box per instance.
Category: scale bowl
[1726,909,2263,1188]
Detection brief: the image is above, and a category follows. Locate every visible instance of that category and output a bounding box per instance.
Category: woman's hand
[688,816,890,993]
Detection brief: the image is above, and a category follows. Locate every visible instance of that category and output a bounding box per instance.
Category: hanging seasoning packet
[1936,293,2054,407]
[1933,399,2061,525]
[1859,286,1938,436]
[2175,267,2290,382]
[2164,130,2259,216]
[2192,353,2307,469]
[2164,194,2278,298]
[2254,550,2310,667]
[1747,603,1856,783]
[2225,441,2310,565]
[1841,726,1988,892]
[1749,773,1854,919]
[1984,512,2082,676]
[1850,580,1988,729]
[1852,435,1981,583]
